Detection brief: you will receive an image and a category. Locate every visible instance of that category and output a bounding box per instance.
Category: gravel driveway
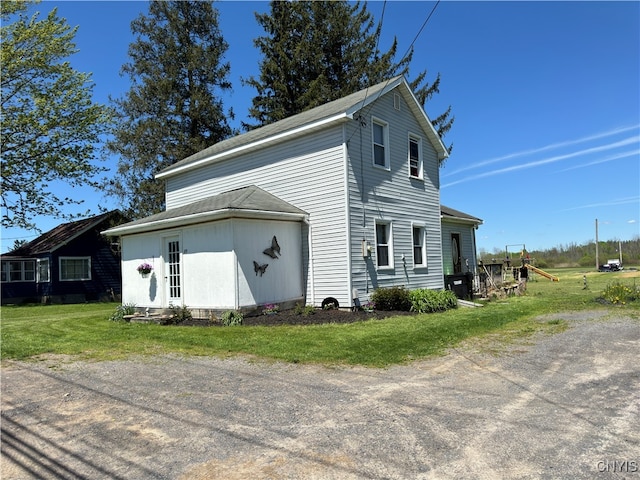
[2,310,639,479]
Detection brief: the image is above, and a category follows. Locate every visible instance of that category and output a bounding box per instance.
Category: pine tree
[1,1,112,230]
[105,0,233,219]
[244,0,453,157]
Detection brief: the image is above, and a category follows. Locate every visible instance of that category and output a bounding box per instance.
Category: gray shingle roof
[156,76,447,178]
[441,205,483,224]
[3,210,124,257]
[102,186,306,236]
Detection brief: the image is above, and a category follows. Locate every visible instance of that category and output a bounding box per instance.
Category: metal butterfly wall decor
[263,235,281,259]
[253,261,268,277]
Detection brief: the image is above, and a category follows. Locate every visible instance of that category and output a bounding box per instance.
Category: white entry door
[165,236,182,305]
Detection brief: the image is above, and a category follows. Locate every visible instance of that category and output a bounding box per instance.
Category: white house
[104,76,480,313]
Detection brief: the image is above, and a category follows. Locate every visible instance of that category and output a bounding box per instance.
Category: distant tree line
[479,237,640,269]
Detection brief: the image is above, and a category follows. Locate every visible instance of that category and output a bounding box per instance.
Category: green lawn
[2,267,638,366]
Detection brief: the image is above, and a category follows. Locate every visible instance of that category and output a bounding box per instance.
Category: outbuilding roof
[156,76,448,179]
[441,205,483,225]
[102,185,307,237]
[3,210,124,257]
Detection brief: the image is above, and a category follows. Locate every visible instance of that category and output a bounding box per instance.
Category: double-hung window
[409,134,422,178]
[375,221,393,268]
[60,257,91,281]
[412,225,427,267]
[1,260,35,282]
[372,118,389,169]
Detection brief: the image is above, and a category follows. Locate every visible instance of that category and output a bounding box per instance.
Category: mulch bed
[180,308,414,327]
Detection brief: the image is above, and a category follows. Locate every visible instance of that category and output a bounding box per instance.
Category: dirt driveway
[2,311,639,479]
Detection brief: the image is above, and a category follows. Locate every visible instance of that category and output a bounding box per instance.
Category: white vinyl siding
[347,88,443,295]
[165,126,349,307]
[59,257,91,281]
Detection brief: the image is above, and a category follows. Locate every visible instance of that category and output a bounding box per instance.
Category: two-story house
[104,76,477,313]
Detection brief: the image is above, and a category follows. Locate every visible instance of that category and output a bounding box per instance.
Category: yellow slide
[526,264,559,282]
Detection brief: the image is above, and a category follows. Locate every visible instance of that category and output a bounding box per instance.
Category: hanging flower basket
[137,263,153,277]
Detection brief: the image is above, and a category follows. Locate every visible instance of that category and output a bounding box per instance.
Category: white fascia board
[399,79,448,161]
[102,209,305,237]
[441,215,483,226]
[156,112,352,180]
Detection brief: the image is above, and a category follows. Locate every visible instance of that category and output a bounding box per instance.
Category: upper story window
[375,220,393,268]
[60,257,91,281]
[1,260,35,282]
[412,225,427,267]
[409,134,423,178]
[372,118,390,169]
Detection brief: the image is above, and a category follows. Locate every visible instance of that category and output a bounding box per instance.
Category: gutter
[102,209,306,237]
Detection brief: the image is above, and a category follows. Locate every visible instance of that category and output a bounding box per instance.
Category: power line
[347,0,441,144]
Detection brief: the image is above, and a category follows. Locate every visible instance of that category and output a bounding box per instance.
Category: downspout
[343,123,354,308]
[303,215,316,306]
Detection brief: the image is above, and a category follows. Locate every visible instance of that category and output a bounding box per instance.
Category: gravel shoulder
[2,310,639,479]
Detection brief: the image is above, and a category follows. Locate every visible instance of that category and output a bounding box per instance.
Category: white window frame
[412,224,427,268]
[1,259,36,283]
[408,133,423,179]
[59,256,91,281]
[371,117,390,170]
[37,258,50,283]
[374,220,393,269]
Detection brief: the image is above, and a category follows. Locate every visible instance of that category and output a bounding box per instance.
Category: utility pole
[595,218,599,271]
[619,240,622,265]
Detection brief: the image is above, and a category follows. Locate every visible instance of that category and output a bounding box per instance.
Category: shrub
[221,310,243,326]
[370,286,411,311]
[294,303,316,316]
[168,304,192,324]
[409,289,458,313]
[108,303,137,322]
[600,281,640,305]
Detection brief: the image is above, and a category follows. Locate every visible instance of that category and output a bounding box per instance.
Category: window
[375,221,393,268]
[1,260,35,282]
[60,257,91,281]
[372,118,389,169]
[409,135,422,178]
[413,225,427,267]
[37,259,50,283]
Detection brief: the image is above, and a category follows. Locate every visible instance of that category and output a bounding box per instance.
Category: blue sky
[2,1,639,254]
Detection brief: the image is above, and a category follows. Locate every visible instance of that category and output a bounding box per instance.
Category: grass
[1,267,638,367]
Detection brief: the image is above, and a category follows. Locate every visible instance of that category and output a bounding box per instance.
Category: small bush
[221,310,243,326]
[294,303,316,316]
[409,289,458,313]
[370,286,411,311]
[108,303,137,322]
[600,281,640,305]
[168,304,192,324]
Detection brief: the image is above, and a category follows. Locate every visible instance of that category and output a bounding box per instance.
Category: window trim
[59,256,92,282]
[374,220,394,269]
[412,223,428,269]
[408,133,423,179]
[37,258,51,283]
[371,117,390,170]
[1,259,36,283]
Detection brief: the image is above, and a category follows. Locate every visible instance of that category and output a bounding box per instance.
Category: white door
[165,236,182,305]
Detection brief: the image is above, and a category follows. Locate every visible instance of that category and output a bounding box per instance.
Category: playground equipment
[526,264,559,282]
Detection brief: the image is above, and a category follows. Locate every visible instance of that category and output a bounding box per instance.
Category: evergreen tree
[244,0,453,157]
[105,0,233,219]
[1,1,112,230]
